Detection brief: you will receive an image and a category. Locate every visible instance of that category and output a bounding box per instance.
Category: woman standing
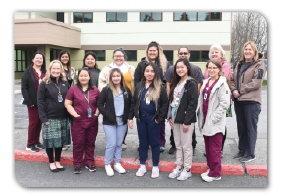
[167,58,198,181]
[58,50,75,151]
[97,68,132,176]
[230,41,266,162]
[203,44,231,157]
[134,41,170,152]
[37,60,70,172]
[197,59,230,182]
[65,68,100,174]
[21,51,46,152]
[129,62,168,178]
[98,47,135,149]
[74,51,101,87]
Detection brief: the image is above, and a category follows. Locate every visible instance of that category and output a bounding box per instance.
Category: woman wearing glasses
[98,47,135,150]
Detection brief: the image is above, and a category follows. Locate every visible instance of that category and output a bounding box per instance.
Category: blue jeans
[137,114,161,166]
[103,117,127,165]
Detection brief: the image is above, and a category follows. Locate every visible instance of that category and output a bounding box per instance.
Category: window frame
[189,51,210,62]
[57,12,64,23]
[50,48,61,62]
[163,50,174,65]
[106,12,127,22]
[85,50,106,61]
[14,49,28,72]
[73,12,93,23]
[140,12,163,22]
[124,50,137,61]
[173,12,222,21]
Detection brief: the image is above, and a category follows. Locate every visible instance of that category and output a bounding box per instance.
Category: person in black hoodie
[129,62,168,179]
[167,58,198,181]
[37,60,71,172]
[21,51,46,152]
[97,68,132,176]
[134,41,170,152]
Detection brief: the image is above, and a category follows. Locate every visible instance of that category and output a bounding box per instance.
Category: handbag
[226,104,233,117]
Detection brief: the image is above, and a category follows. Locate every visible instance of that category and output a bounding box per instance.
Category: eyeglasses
[208,67,219,70]
[178,52,188,55]
[114,55,124,58]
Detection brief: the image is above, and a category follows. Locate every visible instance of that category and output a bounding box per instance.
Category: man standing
[163,47,204,155]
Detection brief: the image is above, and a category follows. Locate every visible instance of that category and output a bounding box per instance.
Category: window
[85,50,106,61]
[124,50,137,61]
[164,50,174,65]
[73,12,93,23]
[14,50,27,72]
[174,12,221,21]
[50,48,61,61]
[57,12,64,23]
[190,51,210,62]
[106,12,127,22]
[140,12,162,21]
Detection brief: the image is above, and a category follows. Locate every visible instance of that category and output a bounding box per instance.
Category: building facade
[14,12,232,79]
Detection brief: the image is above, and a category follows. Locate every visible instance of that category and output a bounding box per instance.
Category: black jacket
[37,77,69,123]
[167,77,198,125]
[134,57,170,87]
[21,64,46,106]
[129,81,168,122]
[97,86,132,125]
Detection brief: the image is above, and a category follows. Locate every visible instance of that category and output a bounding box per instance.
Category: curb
[15,149,266,176]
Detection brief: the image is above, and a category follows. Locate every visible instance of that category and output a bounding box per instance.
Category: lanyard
[83,90,90,108]
[52,81,61,95]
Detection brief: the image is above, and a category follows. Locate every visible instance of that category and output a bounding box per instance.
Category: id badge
[146,97,150,105]
[203,93,207,101]
[175,98,179,107]
[58,94,63,102]
[88,108,92,118]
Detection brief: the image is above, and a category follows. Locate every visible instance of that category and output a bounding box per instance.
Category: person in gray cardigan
[197,59,230,182]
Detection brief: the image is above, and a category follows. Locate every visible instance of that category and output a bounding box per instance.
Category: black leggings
[46,148,63,163]
[221,127,227,151]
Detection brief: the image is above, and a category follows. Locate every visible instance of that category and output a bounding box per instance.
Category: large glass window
[50,48,61,61]
[140,12,162,21]
[57,12,64,23]
[190,51,210,62]
[73,12,93,23]
[85,50,106,61]
[174,12,221,21]
[164,50,174,65]
[14,50,27,72]
[124,50,137,61]
[106,12,127,22]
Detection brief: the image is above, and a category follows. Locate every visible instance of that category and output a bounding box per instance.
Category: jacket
[97,86,132,125]
[167,76,198,125]
[230,53,266,104]
[197,76,230,136]
[134,57,170,87]
[128,81,169,122]
[21,64,46,107]
[204,59,231,80]
[98,62,135,94]
[37,77,70,123]
[74,67,101,88]
[63,67,75,87]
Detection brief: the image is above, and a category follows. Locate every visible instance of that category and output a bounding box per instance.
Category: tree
[231,12,267,68]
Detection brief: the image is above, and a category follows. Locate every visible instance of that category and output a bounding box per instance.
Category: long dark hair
[169,58,196,101]
[108,68,129,97]
[32,51,46,73]
[206,59,231,86]
[76,68,94,91]
[58,50,71,78]
[83,51,99,69]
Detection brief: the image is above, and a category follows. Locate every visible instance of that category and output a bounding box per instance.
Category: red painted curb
[246,165,267,176]
[15,149,254,175]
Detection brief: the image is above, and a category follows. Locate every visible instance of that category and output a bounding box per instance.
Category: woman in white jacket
[197,59,230,182]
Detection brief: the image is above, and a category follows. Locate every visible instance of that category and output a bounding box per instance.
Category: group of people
[21,40,266,182]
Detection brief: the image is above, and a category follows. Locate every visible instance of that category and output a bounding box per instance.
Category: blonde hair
[42,60,67,84]
[145,41,167,75]
[108,68,129,97]
[240,41,259,62]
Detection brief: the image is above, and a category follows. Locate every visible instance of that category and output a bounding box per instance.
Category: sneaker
[240,157,256,163]
[168,146,176,154]
[26,144,39,152]
[62,145,68,151]
[136,166,146,177]
[201,169,210,177]
[160,146,165,153]
[122,143,127,150]
[177,169,191,181]
[151,167,159,178]
[74,167,81,174]
[233,152,244,159]
[85,165,96,172]
[105,164,114,176]
[202,175,221,182]
[114,163,126,174]
[35,143,44,149]
[66,144,71,148]
[168,167,182,179]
